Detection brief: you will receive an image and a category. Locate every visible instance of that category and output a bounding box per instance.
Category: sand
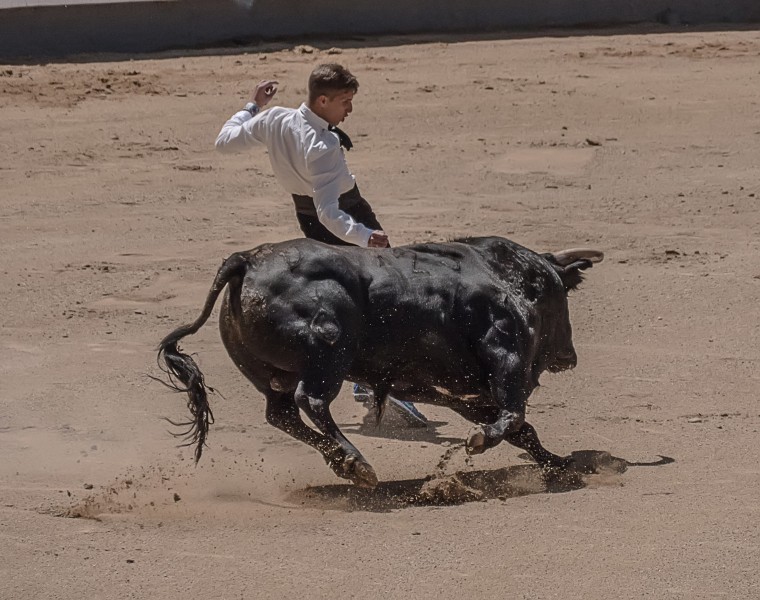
[2,27,760,599]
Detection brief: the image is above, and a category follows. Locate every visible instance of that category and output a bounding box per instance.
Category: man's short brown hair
[308,64,359,103]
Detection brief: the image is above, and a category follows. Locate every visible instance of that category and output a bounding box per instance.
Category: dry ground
[2,26,760,599]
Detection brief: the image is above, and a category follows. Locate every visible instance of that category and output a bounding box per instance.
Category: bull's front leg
[465,344,569,469]
[294,379,378,489]
[465,348,530,456]
[466,408,568,469]
[503,421,570,469]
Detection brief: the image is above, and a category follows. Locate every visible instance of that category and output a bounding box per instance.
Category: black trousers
[291,184,385,247]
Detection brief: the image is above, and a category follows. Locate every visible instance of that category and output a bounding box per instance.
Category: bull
[158,236,602,488]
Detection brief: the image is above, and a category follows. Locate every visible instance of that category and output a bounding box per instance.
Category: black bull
[158,236,603,488]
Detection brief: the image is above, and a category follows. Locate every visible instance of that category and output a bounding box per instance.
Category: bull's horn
[551,248,604,266]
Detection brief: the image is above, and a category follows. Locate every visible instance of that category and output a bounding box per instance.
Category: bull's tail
[156,252,249,463]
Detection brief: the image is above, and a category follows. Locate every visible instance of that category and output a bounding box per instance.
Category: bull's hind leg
[264,391,346,465]
[294,379,378,489]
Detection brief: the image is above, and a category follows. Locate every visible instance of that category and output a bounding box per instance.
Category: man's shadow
[286,451,674,513]
[341,409,462,445]
[340,417,462,444]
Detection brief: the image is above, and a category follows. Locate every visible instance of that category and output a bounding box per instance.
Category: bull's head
[540,248,604,373]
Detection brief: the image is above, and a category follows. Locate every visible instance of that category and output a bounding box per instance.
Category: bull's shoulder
[450,238,570,314]
[453,236,533,260]
[457,237,560,285]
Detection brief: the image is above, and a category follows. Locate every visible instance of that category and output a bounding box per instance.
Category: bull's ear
[563,258,594,272]
[550,262,585,292]
[545,250,602,292]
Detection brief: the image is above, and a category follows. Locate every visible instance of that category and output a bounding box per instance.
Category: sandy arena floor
[2,26,760,599]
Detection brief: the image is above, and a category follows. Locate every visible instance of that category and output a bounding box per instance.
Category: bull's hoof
[332,454,379,489]
[465,427,487,455]
[351,460,379,489]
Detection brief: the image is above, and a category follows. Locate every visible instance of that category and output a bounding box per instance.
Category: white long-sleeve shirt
[215,103,373,247]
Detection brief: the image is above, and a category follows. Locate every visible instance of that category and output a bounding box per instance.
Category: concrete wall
[1,0,759,60]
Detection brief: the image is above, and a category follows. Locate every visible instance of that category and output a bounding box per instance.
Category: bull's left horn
[551,248,604,266]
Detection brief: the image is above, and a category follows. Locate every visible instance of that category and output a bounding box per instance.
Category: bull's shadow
[285,451,674,512]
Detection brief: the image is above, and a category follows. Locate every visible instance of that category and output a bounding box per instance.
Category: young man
[214,63,427,428]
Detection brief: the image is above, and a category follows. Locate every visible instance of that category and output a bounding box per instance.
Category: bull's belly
[392,381,488,406]
[349,346,487,404]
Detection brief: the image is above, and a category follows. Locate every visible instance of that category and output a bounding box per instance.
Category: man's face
[318,89,354,126]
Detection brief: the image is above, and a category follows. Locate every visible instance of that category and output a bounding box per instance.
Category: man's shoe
[353,383,373,404]
[388,396,428,428]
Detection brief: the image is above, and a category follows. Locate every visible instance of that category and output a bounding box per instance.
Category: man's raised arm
[215,79,278,152]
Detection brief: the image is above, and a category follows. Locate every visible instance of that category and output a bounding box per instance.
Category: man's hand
[368,231,390,248]
[251,79,278,108]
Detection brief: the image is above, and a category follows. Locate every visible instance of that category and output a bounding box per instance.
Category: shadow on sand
[286,451,674,512]
[341,415,462,445]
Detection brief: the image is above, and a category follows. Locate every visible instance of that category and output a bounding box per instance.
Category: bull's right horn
[551,248,604,266]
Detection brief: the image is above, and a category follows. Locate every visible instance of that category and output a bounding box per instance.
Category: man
[214,63,427,428]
